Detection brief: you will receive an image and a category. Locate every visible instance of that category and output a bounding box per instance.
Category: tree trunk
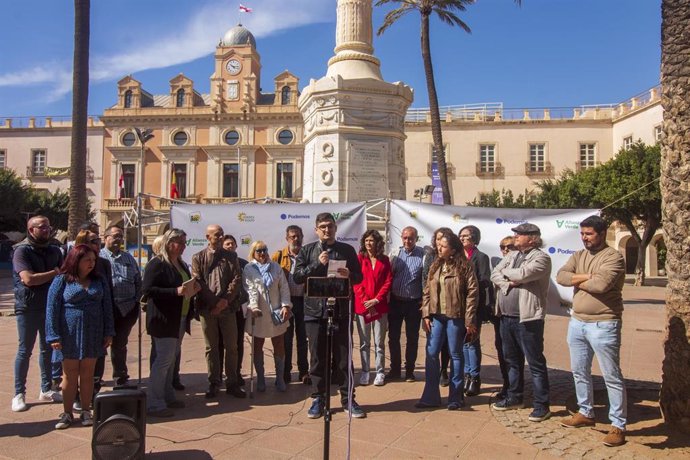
[68,0,90,239]
[660,0,690,433]
[420,13,451,205]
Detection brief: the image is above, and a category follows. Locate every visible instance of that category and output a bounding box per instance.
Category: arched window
[124,90,133,108]
[176,89,185,108]
[281,86,291,105]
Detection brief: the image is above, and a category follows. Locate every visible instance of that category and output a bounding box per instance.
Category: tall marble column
[299,0,413,203]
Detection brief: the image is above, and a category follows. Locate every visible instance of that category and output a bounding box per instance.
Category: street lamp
[413,184,436,202]
[133,127,153,386]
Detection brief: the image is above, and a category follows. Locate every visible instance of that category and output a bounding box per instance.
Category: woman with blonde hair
[243,240,292,392]
[142,228,200,417]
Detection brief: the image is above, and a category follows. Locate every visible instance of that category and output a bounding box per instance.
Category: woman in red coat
[354,230,392,387]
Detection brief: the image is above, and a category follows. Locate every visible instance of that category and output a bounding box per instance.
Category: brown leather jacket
[422,261,478,326]
[191,247,242,313]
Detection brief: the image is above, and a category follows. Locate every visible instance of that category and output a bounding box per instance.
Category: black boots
[465,375,481,397]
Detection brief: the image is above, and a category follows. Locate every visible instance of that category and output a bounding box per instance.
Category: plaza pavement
[0,274,687,459]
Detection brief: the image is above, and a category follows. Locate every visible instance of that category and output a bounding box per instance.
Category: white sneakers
[38,389,63,403]
[359,372,370,386]
[373,373,385,387]
[11,393,27,412]
[13,390,63,411]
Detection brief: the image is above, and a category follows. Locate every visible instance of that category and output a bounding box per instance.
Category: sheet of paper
[327,260,347,278]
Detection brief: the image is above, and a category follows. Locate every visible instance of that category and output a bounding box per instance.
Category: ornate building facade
[99,24,303,235]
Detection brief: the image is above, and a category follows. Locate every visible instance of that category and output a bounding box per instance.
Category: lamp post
[413,184,436,203]
[134,127,153,385]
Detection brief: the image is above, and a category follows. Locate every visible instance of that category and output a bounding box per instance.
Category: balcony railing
[25,165,95,181]
[525,161,555,177]
[202,197,242,204]
[475,162,504,178]
[157,197,198,209]
[104,198,136,210]
[575,161,601,172]
[26,166,46,177]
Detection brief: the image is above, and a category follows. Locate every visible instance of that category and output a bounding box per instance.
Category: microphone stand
[323,296,336,460]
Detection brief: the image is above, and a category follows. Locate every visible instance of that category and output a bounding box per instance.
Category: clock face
[226,59,241,75]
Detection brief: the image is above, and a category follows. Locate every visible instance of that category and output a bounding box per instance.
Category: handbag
[271,307,289,326]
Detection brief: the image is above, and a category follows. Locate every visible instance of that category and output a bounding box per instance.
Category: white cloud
[0,0,333,102]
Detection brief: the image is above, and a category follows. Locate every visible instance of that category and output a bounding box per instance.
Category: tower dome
[221,24,256,48]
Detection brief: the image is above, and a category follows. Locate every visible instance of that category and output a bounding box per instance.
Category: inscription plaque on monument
[347,141,389,201]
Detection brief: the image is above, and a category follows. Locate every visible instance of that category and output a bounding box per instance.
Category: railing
[404,86,661,123]
[25,165,95,180]
[475,162,504,178]
[575,160,602,172]
[1,116,103,129]
[524,161,555,177]
[157,197,198,209]
[104,198,136,210]
[26,166,45,177]
[202,197,243,204]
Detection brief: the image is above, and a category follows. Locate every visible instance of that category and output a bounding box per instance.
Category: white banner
[170,202,367,265]
[388,200,599,313]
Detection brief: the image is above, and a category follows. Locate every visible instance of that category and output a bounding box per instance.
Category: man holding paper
[294,213,364,419]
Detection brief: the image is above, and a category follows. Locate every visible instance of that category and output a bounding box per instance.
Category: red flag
[239,4,252,13]
[170,163,179,199]
[118,166,125,200]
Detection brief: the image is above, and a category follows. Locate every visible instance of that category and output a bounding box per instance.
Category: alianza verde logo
[556,219,579,230]
[190,213,201,223]
[331,211,355,221]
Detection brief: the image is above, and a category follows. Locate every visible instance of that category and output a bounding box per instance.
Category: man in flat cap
[490,223,552,422]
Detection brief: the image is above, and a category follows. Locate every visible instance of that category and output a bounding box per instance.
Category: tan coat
[422,261,478,327]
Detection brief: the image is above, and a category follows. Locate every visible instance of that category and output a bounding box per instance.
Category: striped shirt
[390,246,424,300]
[100,247,142,315]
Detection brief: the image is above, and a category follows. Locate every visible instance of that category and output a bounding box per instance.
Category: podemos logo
[337,236,358,242]
[548,247,576,255]
[280,213,310,220]
[237,212,255,223]
[495,218,527,225]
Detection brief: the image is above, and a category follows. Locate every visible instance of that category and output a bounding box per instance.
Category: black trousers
[305,318,354,403]
[388,298,422,374]
[111,306,140,380]
[284,297,309,378]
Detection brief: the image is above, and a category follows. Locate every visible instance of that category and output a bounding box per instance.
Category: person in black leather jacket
[293,212,365,419]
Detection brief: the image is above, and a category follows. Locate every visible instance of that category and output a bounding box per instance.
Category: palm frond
[433,9,471,33]
[377,5,415,35]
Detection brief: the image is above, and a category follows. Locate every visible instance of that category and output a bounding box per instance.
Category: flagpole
[237,146,241,199]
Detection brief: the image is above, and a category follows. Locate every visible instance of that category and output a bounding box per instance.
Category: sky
[0,0,662,118]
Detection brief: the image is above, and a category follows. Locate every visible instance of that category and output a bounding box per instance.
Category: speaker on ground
[92,387,146,460]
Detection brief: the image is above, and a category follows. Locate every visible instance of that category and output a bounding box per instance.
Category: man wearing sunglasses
[100,225,142,386]
[294,213,364,419]
[12,215,64,412]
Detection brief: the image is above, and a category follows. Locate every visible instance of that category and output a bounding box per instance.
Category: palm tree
[68,0,90,238]
[659,0,690,432]
[375,0,520,205]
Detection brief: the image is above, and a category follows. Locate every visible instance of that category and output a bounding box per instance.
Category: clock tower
[211,24,262,114]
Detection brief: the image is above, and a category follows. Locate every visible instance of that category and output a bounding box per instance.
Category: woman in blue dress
[46,244,115,430]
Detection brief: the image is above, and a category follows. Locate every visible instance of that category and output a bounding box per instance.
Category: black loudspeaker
[92,388,146,460]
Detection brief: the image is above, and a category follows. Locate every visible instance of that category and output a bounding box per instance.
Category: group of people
[12,217,141,430]
[11,212,629,447]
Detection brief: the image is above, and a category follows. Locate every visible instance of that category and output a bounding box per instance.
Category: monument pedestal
[299,0,413,203]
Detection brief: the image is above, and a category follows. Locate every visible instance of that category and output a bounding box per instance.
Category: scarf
[256,261,274,289]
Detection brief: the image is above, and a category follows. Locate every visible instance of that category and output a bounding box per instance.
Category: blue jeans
[147,322,184,411]
[567,317,627,430]
[463,322,482,377]
[420,315,466,406]
[14,310,52,394]
[500,316,550,410]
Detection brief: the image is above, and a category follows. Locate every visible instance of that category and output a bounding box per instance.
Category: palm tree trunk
[420,13,451,205]
[68,0,90,239]
[660,0,690,433]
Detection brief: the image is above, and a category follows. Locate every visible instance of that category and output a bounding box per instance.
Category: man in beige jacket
[557,215,626,447]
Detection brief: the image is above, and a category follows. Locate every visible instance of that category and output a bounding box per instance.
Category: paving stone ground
[0,274,687,458]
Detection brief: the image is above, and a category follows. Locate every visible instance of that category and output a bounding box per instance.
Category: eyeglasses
[32,225,51,231]
[459,234,472,239]
[255,248,268,254]
[500,245,515,250]
[108,234,123,239]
